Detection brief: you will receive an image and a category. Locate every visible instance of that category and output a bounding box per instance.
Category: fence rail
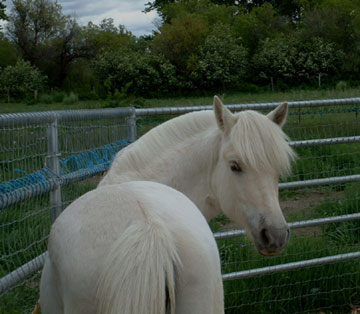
[222,251,360,281]
[1,96,360,312]
[135,97,360,116]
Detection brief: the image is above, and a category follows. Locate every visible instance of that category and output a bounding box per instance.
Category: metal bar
[289,136,360,147]
[214,212,360,240]
[135,97,360,116]
[279,174,360,189]
[127,106,137,142]
[290,212,360,229]
[0,164,109,210]
[0,108,132,127]
[1,97,359,125]
[47,119,62,222]
[222,251,360,281]
[0,252,48,295]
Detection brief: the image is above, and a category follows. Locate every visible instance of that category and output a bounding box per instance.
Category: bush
[39,94,53,104]
[63,92,78,105]
[0,59,47,101]
[53,91,65,103]
[336,80,348,91]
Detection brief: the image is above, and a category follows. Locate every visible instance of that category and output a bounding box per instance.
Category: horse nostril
[260,228,270,246]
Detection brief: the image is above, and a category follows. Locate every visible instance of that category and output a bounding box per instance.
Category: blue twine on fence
[0,139,131,195]
[0,168,55,194]
[60,139,131,174]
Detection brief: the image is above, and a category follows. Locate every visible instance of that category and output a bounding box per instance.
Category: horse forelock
[231,110,296,177]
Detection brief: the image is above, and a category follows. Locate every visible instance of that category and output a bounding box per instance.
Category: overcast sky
[2,0,158,36]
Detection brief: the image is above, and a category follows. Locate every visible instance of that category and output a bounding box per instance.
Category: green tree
[0,59,47,101]
[0,33,18,69]
[233,3,288,55]
[194,23,248,90]
[44,17,94,85]
[294,37,344,86]
[7,0,99,86]
[83,18,137,54]
[146,0,314,21]
[7,0,65,65]
[92,48,179,97]
[300,0,360,76]
[253,35,343,88]
[153,13,209,71]
[252,35,296,89]
[0,0,8,25]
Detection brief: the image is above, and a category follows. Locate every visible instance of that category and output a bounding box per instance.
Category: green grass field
[1,88,360,313]
[1,87,360,113]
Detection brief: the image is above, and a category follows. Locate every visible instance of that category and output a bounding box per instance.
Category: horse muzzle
[254,224,290,256]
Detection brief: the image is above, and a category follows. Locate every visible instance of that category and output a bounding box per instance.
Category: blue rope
[0,139,131,195]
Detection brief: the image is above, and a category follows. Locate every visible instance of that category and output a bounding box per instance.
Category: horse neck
[104,128,222,221]
[165,130,221,219]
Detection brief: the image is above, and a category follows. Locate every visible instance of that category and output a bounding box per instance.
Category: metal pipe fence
[1,97,360,313]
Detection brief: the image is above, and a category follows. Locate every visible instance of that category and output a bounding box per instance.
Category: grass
[1,86,360,113]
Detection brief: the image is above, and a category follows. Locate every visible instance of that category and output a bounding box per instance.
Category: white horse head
[211,96,296,256]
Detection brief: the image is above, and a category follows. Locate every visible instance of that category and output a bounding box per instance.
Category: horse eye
[230,161,242,172]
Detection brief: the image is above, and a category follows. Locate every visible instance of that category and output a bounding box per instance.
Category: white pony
[100,96,296,256]
[39,181,224,314]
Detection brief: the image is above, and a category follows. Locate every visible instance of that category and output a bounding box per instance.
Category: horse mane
[114,111,215,172]
[231,110,296,177]
[112,109,295,177]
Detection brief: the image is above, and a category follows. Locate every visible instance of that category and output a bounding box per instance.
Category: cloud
[2,0,158,36]
[60,0,158,36]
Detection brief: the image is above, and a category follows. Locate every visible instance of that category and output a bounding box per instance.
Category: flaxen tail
[32,299,41,314]
[96,218,181,314]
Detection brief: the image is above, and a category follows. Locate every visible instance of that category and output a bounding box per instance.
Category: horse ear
[267,102,288,127]
[213,96,236,133]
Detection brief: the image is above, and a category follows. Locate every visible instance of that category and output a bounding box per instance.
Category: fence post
[47,118,62,223]
[127,106,137,142]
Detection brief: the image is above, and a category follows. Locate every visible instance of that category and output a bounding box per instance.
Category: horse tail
[96,216,181,314]
[31,299,41,314]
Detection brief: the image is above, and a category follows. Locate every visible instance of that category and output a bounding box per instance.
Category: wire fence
[1,98,360,313]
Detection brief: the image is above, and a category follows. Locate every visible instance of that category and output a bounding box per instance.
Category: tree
[7,0,98,86]
[299,0,360,76]
[252,35,344,88]
[252,36,296,89]
[0,33,18,69]
[7,0,65,65]
[0,0,8,25]
[83,18,137,54]
[92,48,179,97]
[0,59,47,101]
[194,23,248,90]
[44,17,94,85]
[292,37,344,86]
[145,0,314,22]
[153,13,209,70]
[233,3,288,55]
